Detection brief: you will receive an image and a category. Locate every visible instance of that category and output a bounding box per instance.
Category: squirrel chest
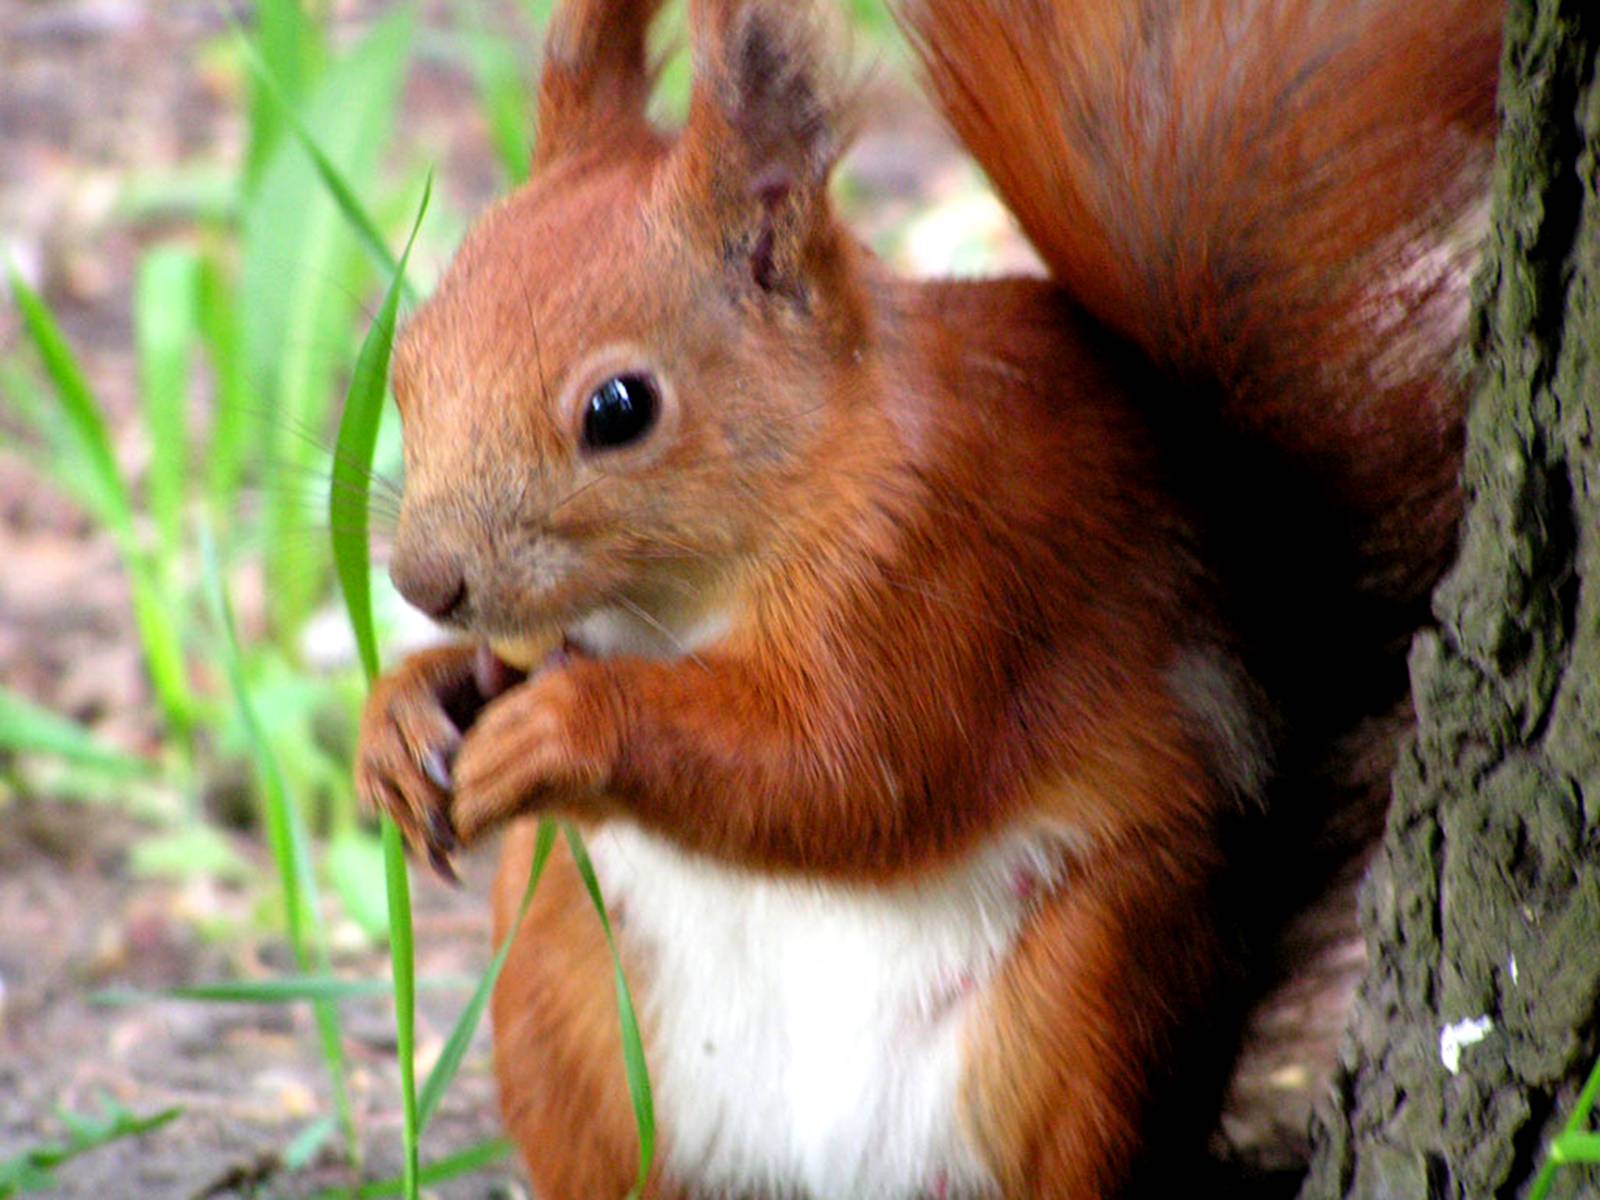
[590,820,1072,1199]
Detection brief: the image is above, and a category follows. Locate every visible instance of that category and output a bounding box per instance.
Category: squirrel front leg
[443,620,1029,878]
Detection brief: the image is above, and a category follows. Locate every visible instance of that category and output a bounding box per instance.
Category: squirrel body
[358,0,1501,1194]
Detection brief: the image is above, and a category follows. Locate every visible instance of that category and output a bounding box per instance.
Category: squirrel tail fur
[897,0,1502,608]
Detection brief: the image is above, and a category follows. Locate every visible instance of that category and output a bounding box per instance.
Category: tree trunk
[1301,2,1600,1197]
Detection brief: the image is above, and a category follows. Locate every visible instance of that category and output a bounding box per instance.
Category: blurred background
[0,1,1033,1196]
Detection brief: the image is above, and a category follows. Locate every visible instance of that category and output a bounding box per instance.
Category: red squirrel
[356,0,1501,1195]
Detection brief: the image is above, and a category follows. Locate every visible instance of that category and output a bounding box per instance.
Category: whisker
[877,569,1052,649]
[527,284,551,411]
[548,474,605,517]
[247,405,407,499]
[614,595,708,668]
[264,465,404,506]
[259,487,400,527]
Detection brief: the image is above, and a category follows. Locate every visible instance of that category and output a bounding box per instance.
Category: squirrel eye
[582,373,659,451]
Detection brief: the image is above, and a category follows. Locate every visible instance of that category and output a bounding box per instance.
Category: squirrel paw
[450,665,619,845]
[356,643,520,879]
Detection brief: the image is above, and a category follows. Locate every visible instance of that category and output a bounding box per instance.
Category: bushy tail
[897,0,1501,601]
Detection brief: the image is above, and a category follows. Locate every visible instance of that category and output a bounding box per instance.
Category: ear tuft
[535,0,667,168]
[703,1,851,188]
[684,0,856,298]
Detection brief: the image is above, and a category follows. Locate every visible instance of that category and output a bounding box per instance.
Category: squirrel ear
[680,0,853,298]
[535,0,667,168]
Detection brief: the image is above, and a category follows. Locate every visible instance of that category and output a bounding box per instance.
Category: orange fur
[355,0,1501,1194]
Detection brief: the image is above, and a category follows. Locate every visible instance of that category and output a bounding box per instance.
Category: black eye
[582,373,659,451]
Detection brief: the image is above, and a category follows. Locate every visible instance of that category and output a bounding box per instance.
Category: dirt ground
[0,3,1012,1196]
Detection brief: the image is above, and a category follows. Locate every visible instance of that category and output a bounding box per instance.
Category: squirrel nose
[390,546,467,620]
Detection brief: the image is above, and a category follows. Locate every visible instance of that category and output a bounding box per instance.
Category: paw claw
[427,844,461,885]
[427,807,459,855]
[422,747,454,791]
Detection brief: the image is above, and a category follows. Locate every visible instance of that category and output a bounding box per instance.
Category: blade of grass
[1530,1049,1600,1200]
[196,251,252,520]
[8,265,194,737]
[134,244,201,570]
[331,176,430,681]
[243,0,326,188]
[520,0,556,30]
[285,1115,339,1172]
[200,529,359,1165]
[381,819,420,1200]
[457,20,533,185]
[329,180,430,1200]
[1551,1131,1600,1163]
[237,5,414,642]
[309,1137,515,1199]
[0,688,157,777]
[6,269,128,531]
[563,824,655,1199]
[418,819,557,1130]
[2,357,122,528]
[230,9,420,306]
[94,975,471,1006]
[116,163,239,224]
[0,1097,181,1198]
[326,827,391,939]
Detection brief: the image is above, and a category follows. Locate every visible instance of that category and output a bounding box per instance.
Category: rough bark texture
[1301,2,1600,1198]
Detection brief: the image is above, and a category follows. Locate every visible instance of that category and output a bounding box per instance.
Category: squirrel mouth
[474,633,583,695]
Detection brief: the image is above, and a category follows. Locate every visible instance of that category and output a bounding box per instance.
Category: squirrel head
[389,0,868,649]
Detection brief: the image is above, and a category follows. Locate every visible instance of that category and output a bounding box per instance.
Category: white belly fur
[589,822,1073,1200]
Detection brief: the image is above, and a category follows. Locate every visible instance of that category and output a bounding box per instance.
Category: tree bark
[1301,3,1600,1197]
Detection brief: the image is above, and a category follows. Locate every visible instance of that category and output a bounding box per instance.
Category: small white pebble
[1440,1015,1493,1075]
[1509,955,1519,985]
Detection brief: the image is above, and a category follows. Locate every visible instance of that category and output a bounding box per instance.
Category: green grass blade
[6,266,133,541]
[331,177,430,681]
[237,5,414,642]
[116,163,239,225]
[231,11,420,306]
[458,21,533,184]
[196,252,251,519]
[200,529,358,1164]
[381,819,421,1200]
[309,1137,515,1199]
[0,361,122,529]
[134,244,201,568]
[418,820,557,1131]
[328,179,430,1200]
[94,975,471,1006]
[0,1098,181,1196]
[1552,1131,1600,1164]
[520,0,556,30]
[1530,1049,1600,1199]
[284,1115,339,1172]
[326,827,391,939]
[243,0,326,188]
[127,570,195,739]
[129,825,251,882]
[562,824,655,1199]
[0,688,157,777]
[8,265,193,736]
